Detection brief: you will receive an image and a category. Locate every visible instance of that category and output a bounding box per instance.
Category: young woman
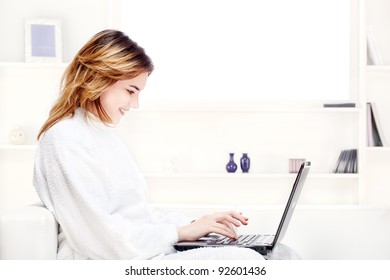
[33,30,296,260]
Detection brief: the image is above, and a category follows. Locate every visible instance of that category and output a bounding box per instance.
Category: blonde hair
[37,29,154,140]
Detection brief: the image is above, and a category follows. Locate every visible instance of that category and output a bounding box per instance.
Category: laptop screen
[271,161,311,246]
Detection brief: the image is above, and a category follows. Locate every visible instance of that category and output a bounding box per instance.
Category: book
[367,25,383,65]
[323,103,356,108]
[345,150,353,173]
[333,149,357,174]
[353,149,358,173]
[367,102,384,147]
[348,149,357,173]
[370,102,386,146]
[338,150,348,173]
[333,150,346,173]
[366,103,375,146]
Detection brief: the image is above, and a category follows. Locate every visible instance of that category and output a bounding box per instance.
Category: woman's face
[99,72,148,124]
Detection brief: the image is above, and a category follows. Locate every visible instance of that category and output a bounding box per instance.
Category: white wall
[121,0,351,101]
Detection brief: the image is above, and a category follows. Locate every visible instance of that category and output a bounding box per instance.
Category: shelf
[143,173,359,179]
[0,145,37,150]
[366,147,390,152]
[367,65,390,73]
[151,203,390,211]
[0,62,69,68]
[134,106,361,113]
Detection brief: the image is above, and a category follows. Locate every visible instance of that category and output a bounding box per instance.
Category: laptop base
[174,234,274,255]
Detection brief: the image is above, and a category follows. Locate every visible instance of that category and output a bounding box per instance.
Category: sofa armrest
[0,203,58,260]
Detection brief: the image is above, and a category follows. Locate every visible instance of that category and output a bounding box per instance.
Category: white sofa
[0,203,58,260]
[2,203,390,260]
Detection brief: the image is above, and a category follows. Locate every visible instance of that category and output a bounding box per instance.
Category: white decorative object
[163,156,178,173]
[9,126,27,145]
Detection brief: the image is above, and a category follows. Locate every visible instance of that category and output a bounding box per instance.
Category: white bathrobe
[33,108,192,260]
[33,108,298,260]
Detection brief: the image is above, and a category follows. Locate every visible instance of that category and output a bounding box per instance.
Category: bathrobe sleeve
[34,128,181,260]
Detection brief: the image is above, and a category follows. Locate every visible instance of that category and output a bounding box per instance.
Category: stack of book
[367,102,385,147]
[333,149,357,173]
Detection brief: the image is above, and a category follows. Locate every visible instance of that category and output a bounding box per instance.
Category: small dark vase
[226,153,237,173]
[240,153,251,173]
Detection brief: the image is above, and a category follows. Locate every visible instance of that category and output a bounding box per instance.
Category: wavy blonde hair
[37,29,154,140]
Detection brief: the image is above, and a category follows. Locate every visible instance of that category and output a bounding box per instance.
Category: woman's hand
[177,211,249,241]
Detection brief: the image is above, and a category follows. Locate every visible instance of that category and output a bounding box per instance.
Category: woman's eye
[127,89,135,95]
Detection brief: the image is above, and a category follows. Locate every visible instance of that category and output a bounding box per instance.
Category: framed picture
[24,18,62,63]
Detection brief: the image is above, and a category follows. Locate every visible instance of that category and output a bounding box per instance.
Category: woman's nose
[130,94,139,109]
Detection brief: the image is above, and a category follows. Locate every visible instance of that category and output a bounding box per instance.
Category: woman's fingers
[220,220,237,239]
[213,211,248,227]
[228,211,249,225]
[177,211,249,241]
[212,211,249,239]
[212,222,237,239]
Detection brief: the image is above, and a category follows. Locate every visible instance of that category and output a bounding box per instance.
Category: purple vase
[226,153,237,173]
[240,153,250,173]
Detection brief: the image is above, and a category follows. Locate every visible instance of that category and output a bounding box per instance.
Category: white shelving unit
[361,0,390,205]
[1,0,389,214]
[0,145,37,150]
[0,62,361,213]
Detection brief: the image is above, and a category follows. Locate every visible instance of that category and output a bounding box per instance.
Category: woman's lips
[119,107,129,116]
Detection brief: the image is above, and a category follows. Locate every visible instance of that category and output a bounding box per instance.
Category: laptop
[173,161,310,256]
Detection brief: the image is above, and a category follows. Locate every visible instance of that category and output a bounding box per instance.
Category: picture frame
[24,18,62,63]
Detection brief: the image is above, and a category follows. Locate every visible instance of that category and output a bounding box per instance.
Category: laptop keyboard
[215,234,274,246]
